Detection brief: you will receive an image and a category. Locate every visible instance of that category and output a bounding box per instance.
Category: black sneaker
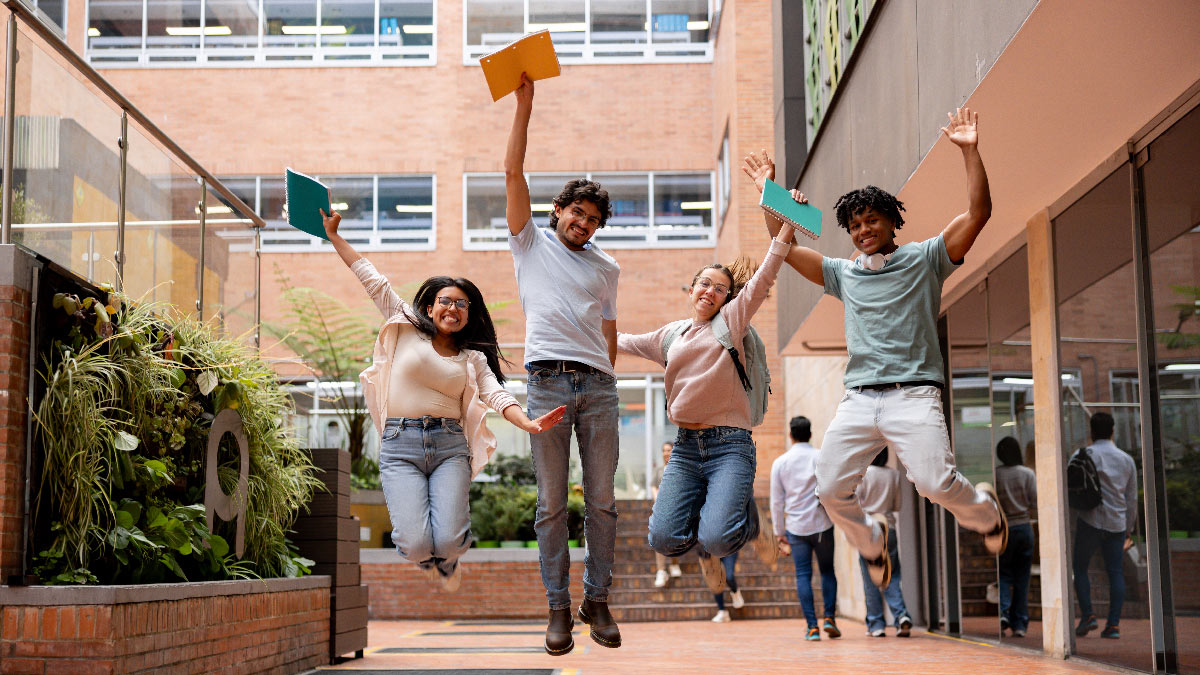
[1101,624,1120,639]
[897,615,912,638]
[823,616,841,638]
[1000,615,1010,635]
[1075,614,1098,637]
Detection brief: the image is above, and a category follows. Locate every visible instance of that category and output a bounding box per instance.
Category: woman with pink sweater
[322,208,565,592]
[617,195,801,593]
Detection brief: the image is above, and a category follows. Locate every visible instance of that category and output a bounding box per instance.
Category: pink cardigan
[352,258,518,478]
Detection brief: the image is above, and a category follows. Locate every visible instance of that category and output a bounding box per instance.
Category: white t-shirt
[509,220,620,374]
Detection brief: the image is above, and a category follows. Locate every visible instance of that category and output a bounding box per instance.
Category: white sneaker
[869,628,886,638]
[654,569,670,588]
[668,563,682,578]
[441,564,463,592]
[730,590,745,609]
[712,610,731,623]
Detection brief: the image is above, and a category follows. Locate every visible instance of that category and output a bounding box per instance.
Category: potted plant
[469,483,499,547]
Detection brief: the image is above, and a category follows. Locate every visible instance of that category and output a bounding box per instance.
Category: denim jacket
[352,258,518,478]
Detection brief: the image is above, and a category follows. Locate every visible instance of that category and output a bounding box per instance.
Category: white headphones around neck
[856,251,893,271]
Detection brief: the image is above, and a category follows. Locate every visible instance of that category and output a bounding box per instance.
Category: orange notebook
[479,29,561,102]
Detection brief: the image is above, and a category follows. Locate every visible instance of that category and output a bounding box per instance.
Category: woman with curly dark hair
[321,207,564,592]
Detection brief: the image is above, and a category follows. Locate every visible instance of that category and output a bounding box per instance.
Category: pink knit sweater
[617,239,790,429]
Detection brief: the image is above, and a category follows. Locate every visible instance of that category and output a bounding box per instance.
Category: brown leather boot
[577,598,622,648]
[544,607,574,656]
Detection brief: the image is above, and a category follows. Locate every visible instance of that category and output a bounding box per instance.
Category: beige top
[386,325,468,419]
[352,258,519,479]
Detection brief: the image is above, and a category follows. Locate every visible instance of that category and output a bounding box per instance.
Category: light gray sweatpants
[815,384,1000,559]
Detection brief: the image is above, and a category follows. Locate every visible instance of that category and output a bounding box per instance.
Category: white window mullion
[257,0,264,55]
[373,0,380,48]
[644,0,653,58]
[199,0,206,59]
[522,0,529,33]
[583,0,591,59]
[141,0,148,51]
[647,171,657,245]
[315,0,323,61]
[372,174,380,247]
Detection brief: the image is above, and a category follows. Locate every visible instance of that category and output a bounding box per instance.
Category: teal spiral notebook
[760,178,821,239]
[284,168,331,241]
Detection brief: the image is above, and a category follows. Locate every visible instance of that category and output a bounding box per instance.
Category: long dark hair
[404,276,510,383]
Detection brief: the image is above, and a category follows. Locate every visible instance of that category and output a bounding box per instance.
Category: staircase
[608,499,814,622]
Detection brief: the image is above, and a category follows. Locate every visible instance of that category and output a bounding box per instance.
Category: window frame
[84,0,437,67]
[461,170,716,252]
[223,172,437,252]
[461,0,714,66]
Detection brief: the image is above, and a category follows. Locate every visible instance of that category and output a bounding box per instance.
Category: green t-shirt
[822,235,960,388]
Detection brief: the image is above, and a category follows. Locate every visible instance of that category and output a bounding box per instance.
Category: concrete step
[613,601,805,623]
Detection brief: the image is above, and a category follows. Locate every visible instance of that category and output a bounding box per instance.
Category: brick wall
[0,245,34,581]
[0,578,329,674]
[363,557,585,620]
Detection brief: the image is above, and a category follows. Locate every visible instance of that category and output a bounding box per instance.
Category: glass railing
[0,0,263,347]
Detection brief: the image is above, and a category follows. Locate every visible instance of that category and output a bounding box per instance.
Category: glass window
[32,0,67,34]
[378,175,434,245]
[464,171,714,251]
[87,0,434,64]
[1054,165,1152,673]
[88,0,143,62]
[591,0,646,58]
[226,173,432,251]
[321,0,375,53]
[465,0,710,62]
[265,0,318,53]
[145,0,203,58]
[1142,102,1200,675]
[717,130,731,226]
[204,0,261,56]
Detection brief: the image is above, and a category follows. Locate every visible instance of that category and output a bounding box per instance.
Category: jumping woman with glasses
[615,182,801,593]
[322,208,565,591]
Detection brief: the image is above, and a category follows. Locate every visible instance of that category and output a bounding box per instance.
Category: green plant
[472,484,534,542]
[486,454,537,486]
[263,265,378,464]
[350,455,382,491]
[32,288,321,584]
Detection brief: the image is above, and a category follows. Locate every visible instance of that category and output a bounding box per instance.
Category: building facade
[772,0,1200,672]
[16,0,793,500]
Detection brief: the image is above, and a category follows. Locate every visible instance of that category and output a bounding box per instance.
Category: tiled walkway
[313,618,1124,674]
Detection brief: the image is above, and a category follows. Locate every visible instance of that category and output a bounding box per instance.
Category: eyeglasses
[436,296,470,310]
[694,278,731,296]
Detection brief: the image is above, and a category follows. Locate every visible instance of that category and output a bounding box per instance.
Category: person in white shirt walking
[995,436,1037,637]
[1071,412,1137,640]
[771,416,839,641]
[653,442,683,588]
[856,447,912,637]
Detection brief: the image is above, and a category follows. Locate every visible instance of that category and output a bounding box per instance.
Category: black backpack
[1067,448,1102,510]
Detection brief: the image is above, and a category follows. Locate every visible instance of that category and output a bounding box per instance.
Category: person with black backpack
[1070,412,1138,640]
[615,190,797,594]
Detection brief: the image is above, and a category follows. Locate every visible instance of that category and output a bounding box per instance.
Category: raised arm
[504,74,535,236]
[325,208,403,317]
[322,208,361,267]
[940,107,992,262]
[743,150,824,286]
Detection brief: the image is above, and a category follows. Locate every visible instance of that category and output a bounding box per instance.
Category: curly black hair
[547,178,612,230]
[833,185,906,231]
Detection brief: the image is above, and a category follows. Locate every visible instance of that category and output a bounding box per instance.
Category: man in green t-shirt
[742,107,1007,589]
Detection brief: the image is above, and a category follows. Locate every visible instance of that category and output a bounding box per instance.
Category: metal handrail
[1,0,264,231]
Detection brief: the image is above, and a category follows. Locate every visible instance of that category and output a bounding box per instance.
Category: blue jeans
[378,417,471,577]
[857,527,908,632]
[714,552,740,609]
[788,527,837,628]
[1073,518,1126,626]
[649,426,758,560]
[527,366,619,609]
[999,522,1035,631]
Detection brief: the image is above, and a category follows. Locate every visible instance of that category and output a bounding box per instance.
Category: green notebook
[760,178,821,239]
[285,168,331,241]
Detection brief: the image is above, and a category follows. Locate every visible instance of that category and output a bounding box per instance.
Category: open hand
[941,107,979,147]
[515,72,535,107]
[320,208,341,238]
[525,404,566,433]
[742,149,775,193]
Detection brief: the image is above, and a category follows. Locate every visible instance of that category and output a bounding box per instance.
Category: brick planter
[362,548,585,620]
[0,576,330,674]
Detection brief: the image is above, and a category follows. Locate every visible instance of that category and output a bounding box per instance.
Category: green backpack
[660,313,771,427]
